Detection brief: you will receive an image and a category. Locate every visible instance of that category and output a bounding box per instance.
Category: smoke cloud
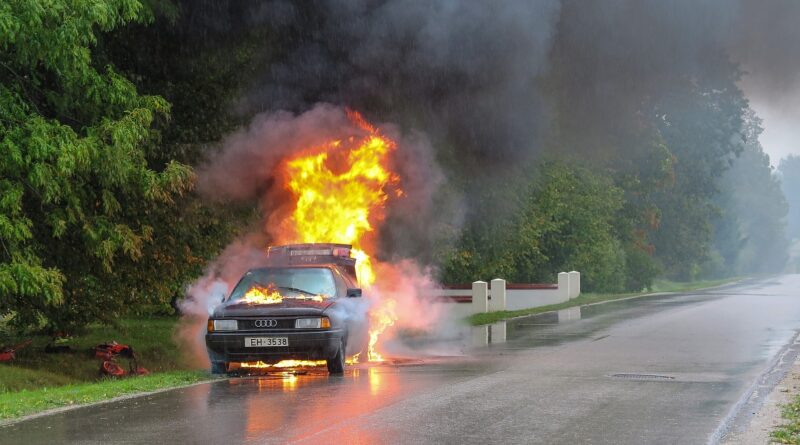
[182,103,450,362]
[176,235,270,366]
[200,0,800,236]
[180,0,800,165]
[546,0,800,161]
[239,0,560,174]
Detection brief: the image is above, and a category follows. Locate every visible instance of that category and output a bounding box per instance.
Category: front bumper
[205,329,345,363]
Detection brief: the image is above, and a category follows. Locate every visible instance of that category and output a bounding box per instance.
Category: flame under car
[205,244,363,375]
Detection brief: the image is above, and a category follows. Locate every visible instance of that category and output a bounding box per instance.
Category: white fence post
[489,278,506,312]
[490,321,507,343]
[557,272,570,301]
[472,325,488,347]
[569,271,581,298]
[472,281,488,314]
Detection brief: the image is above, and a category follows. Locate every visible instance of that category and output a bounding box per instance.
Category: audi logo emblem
[254,319,278,328]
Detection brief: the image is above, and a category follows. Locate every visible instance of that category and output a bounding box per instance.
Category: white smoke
[175,237,269,366]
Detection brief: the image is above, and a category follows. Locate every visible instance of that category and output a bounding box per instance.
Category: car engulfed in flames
[206,111,405,374]
[206,243,366,375]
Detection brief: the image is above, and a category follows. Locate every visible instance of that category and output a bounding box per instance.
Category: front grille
[237,318,296,330]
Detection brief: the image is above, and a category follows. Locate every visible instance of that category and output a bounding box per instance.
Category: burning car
[205,243,363,375]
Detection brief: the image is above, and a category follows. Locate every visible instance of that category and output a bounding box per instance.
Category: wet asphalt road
[3,275,800,445]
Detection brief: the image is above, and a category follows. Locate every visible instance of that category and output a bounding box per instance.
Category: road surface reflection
[195,362,436,444]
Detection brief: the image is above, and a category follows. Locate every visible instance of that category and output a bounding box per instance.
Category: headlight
[295,317,331,329]
[210,319,238,331]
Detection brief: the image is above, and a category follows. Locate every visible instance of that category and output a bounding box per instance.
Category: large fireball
[274,111,400,361]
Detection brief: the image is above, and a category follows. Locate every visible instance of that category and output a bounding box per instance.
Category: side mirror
[346,288,362,298]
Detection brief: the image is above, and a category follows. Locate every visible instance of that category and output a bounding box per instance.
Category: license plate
[244,337,288,347]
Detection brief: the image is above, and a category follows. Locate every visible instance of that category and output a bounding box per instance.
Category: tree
[89,0,272,314]
[649,62,748,279]
[710,109,788,275]
[441,161,629,293]
[0,0,192,331]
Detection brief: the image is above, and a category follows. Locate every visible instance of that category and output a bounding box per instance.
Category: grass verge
[1,317,193,391]
[467,277,740,326]
[0,370,209,421]
[0,316,210,421]
[773,394,800,444]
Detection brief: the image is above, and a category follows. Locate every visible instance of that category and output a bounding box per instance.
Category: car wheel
[327,340,345,375]
[210,361,228,375]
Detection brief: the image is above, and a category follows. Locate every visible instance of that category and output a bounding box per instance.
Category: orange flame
[240,356,361,369]
[367,298,397,362]
[277,111,398,287]
[242,284,284,305]
[240,360,326,369]
[242,284,326,304]
[276,111,400,361]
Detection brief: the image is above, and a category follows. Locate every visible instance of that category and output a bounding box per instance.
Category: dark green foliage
[442,162,629,293]
[0,0,192,332]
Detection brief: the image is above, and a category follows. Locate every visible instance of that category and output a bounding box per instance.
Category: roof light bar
[290,249,332,256]
[267,243,353,259]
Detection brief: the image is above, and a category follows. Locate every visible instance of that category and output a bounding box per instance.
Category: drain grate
[610,373,675,381]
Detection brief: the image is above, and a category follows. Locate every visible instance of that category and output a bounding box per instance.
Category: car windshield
[228,267,336,302]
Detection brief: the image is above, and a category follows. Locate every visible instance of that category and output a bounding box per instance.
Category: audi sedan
[205,245,363,375]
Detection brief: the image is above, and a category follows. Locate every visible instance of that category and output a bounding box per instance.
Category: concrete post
[472,325,488,347]
[472,281,489,314]
[490,321,507,344]
[489,279,506,312]
[569,271,581,298]
[557,272,570,302]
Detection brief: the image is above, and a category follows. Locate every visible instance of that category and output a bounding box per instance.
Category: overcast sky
[732,0,800,167]
[745,84,800,166]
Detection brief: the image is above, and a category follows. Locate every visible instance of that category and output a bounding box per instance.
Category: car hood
[213,298,335,318]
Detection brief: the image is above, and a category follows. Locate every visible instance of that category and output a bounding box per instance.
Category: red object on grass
[0,340,32,362]
[95,341,148,378]
[94,341,134,360]
[101,360,127,377]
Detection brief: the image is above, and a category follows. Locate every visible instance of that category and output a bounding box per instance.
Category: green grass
[3,317,194,387]
[0,316,212,421]
[772,395,800,444]
[468,277,740,326]
[0,366,79,392]
[0,371,209,421]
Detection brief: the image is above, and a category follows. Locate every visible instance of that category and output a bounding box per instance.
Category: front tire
[210,361,228,375]
[207,348,228,375]
[327,340,345,375]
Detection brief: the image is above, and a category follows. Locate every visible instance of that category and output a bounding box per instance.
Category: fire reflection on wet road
[3,276,800,444]
[234,364,453,443]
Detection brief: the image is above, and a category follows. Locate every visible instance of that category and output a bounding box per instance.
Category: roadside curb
[713,329,800,444]
[721,353,800,444]
[0,377,223,427]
